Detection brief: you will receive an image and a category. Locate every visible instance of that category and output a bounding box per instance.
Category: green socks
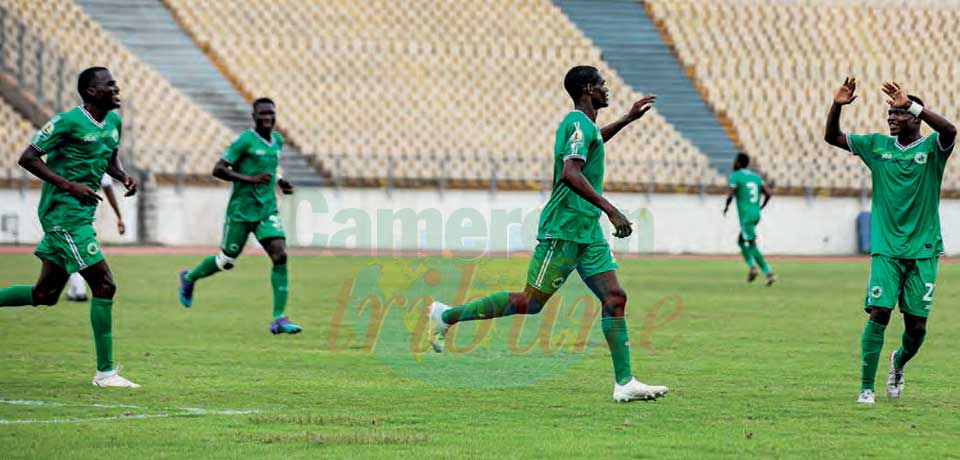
[271,264,288,319]
[0,285,34,306]
[750,245,770,274]
[602,317,633,385]
[90,297,114,372]
[860,320,886,391]
[894,329,926,370]
[737,241,754,267]
[442,292,511,324]
[186,255,221,282]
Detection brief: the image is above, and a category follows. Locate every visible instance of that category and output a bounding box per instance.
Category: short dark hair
[907,94,924,107]
[78,66,109,101]
[564,66,601,101]
[252,97,275,110]
[735,152,750,168]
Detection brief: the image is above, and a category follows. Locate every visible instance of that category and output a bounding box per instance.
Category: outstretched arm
[560,159,632,238]
[882,81,957,149]
[760,184,772,210]
[601,95,656,143]
[18,145,101,205]
[212,158,271,185]
[824,77,858,151]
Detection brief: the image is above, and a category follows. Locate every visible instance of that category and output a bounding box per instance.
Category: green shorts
[34,225,104,274]
[739,217,759,241]
[221,215,286,257]
[864,255,938,318]
[525,238,618,294]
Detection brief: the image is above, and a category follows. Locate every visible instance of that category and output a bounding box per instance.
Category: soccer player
[825,77,956,404]
[177,98,301,335]
[427,66,669,402]
[66,175,126,302]
[723,152,774,285]
[0,67,139,387]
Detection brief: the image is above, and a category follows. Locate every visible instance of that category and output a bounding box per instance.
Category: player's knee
[603,288,628,317]
[510,292,544,315]
[216,251,237,270]
[867,307,892,326]
[90,278,116,299]
[31,287,60,306]
[270,252,287,266]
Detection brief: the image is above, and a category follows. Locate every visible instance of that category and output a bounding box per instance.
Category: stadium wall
[5,187,960,256]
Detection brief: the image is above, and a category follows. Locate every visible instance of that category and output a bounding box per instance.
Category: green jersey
[728,168,763,223]
[848,132,953,258]
[30,106,121,232]
[537,111,605,244]
[223,129,283,222]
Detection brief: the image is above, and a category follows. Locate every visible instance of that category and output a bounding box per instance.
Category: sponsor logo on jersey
[83,134,99,143]
[882,153,893,160]
[254,149,266,156]
[914,152,928,164]
[870,286,883,299]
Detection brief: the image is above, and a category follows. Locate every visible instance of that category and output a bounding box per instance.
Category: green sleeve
[847,133,876,167]
[30,114,68,153]
[561,121,593,162]
[727,171,739,189]
[223,133,248,164]
[276,132,284,149]
[933,131,954,160]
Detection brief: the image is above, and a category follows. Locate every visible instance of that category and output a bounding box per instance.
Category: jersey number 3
[746,182,759,204]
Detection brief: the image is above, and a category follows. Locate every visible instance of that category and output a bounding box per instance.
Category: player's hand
[66,182,102,206]
[833,77,858,105]
[120,176,137,197]
[627,94,656,121]
[250,173,272,184]
[882,81,910,109]
[607,209,633,239]
[117,220,126,235]
[277,178,295,195]
[722,207,729,217]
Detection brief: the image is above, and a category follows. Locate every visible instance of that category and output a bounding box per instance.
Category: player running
[825,77,956,404]
[0,67,139,387]
[723,152,774,285]
[427,66,669,402]
[66,175,127,302]
[178,98,301,335]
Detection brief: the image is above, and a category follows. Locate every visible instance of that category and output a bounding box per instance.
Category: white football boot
[857,389,875,404]
[427,301,452,353]
[92,369,140,388]
[612,378,669,402]
[886,351,904,399]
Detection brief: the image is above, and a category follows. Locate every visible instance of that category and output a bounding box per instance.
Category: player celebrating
[723,152,774,285]
[66,175,127,302]
[825,78,956,404]
[178,98,300,335]
[427,66,669,402]
[0,67,139,387]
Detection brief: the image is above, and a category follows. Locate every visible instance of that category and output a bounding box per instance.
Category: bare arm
[760,184,772,210]
[883,82,958,149]
[560,159,632,238]
[212,158,271,184]
[105,149,137,196]
[722,187,735,216]
[102,184,121,220]
[18,145,100,205]
[824,77,858,151]
[601,95,656,143]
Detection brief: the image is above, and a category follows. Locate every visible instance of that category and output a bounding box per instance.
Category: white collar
[78,106,105,128]
[250,129,274,147]
[894,135,926,151]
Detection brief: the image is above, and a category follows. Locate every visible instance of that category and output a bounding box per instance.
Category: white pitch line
[0,398,261,425]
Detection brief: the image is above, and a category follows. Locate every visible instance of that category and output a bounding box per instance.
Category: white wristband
[908,101,923,117]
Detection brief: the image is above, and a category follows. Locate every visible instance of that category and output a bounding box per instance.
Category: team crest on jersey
[551,277,565,289]
[914,152,928,164]
[86,242,99,255]
[870,286,883,299]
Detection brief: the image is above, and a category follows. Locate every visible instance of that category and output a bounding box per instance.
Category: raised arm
[212,158,271,185]
[560,159,632,238]
[601,95,655,143]
[18,145,100,205]
[882,81,957,150]
[824,77,858,151]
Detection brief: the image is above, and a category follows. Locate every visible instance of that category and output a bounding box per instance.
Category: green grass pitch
[1,253,959,459]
